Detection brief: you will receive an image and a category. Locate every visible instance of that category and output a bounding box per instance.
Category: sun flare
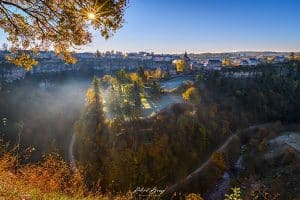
[88,12,96,20]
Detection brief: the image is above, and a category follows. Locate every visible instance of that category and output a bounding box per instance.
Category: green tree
[0,0,127,69]
[121,82,141,119]
[116,69,129,84]
[74,76,107,188]
[137,66,147,82]
[195,74,204,83]
[107,87,122,117]
[150,80,161,99]
[132,81,141,108]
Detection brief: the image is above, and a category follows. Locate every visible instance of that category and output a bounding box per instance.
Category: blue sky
[1,0,300,53]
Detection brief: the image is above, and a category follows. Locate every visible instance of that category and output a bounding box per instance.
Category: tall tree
[137,66,146,82]
[0,0,127,69]
[132,81,141,108]
[116,68,129,84]
[150,80,161,99]
[155,66,164,79]
[290,52,295,61]
[75,76,107,187]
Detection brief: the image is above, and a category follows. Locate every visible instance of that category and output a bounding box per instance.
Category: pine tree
[74,76,108,189]
[133,81,141,108]
[137,66,146,82]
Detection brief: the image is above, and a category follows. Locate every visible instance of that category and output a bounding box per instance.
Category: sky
[1,0,300,53]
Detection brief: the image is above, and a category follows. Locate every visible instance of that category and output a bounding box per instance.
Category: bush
[185,193,204,200]
[225,187,242,200]
[0,150,88,199]
[182,87,201,103]
[211,152,227,171]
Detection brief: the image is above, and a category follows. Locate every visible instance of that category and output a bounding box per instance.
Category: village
[0,49,293,83]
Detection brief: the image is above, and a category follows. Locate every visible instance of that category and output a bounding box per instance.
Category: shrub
[182,87,201,103]
[185,193,204,200]
[211,152,227,171]
[225,187,242,200]
[0,150,88,199]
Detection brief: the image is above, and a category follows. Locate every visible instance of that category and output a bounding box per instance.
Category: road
[162,123,273,197]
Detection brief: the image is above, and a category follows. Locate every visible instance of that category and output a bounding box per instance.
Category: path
[162,123,272,196]
[162,134,238,196]
[68,131,77,170]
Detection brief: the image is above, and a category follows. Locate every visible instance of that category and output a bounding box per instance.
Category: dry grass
[0,149,134,200]
[0,143,205,200]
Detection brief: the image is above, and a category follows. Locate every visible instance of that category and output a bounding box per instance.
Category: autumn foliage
[0,0,127,69]
[0,150,91,198]
[182,86,201,103]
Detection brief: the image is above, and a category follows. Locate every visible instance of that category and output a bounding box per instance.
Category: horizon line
[77,49,300,54]
[1,49,299,55]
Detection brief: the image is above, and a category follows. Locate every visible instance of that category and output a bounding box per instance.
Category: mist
[0,76,93,161]
[0,74,191,161]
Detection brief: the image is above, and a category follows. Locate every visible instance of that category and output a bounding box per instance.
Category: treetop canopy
[0,0,128,70]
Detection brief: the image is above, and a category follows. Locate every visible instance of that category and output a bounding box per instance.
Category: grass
[0,151,105,200]
[0,150,207,200]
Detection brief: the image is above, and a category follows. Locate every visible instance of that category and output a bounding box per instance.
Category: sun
[88,12,96,20]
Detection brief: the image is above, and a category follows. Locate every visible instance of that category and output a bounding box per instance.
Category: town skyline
[77,49,300,54]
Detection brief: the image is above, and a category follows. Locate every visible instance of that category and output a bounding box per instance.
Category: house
[273,55,285,63]
[126,53,140,59]
[231,59,242,67]
[240,58,259,66]
[115,51,123,58]
[189,62,202,71]
[247,58,259,66]
[164,56,173,62]
[153,56,164,62]
[76,52,95,59]
[205,59,222,70]
[258,56,268,64]
[240,59,249,66]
